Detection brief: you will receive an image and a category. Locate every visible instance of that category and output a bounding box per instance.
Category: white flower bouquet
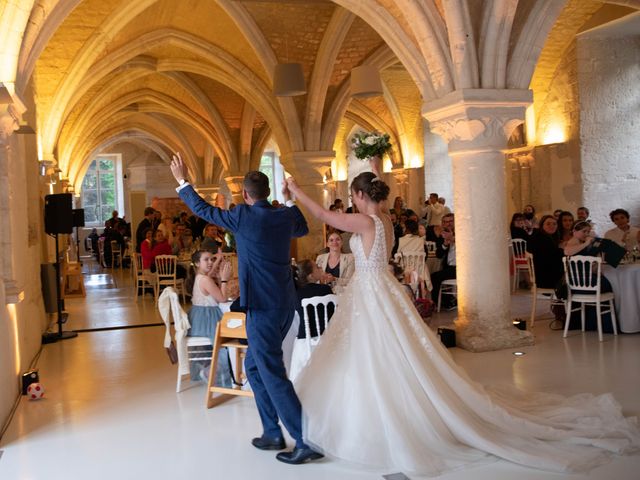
[351,131,392,160]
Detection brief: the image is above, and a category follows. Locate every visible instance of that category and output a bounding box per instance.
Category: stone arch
[441,0,479,89]
[321,45,397,150]
[71,116,200,190]
[479,0,518,89]
[41,29,294,159]
[304,7,355,150]
[60,89,229,175]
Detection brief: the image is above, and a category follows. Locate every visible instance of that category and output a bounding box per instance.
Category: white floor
[1,266,639,480]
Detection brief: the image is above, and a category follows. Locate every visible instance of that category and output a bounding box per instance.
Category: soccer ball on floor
[27,382,45,400]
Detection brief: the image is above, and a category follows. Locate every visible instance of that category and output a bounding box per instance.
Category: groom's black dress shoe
[276,447,324,464]
[251,436,286,451]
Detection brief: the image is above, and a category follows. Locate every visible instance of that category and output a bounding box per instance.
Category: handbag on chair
[165,340,178,364]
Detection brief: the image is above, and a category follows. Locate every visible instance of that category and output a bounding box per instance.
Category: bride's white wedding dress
[294,214,639,476]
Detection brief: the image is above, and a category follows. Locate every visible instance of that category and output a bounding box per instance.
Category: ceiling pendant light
[273,63,306,97]
[350,65,383,98]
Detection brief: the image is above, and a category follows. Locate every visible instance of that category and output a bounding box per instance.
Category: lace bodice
[350,214,390,273]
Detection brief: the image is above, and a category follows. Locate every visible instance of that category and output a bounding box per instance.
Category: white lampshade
[273,63,306,97]
[350,65,383,98]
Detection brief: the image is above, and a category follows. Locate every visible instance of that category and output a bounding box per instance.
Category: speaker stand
[42,233,78,344]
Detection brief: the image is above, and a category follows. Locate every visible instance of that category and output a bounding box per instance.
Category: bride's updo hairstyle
[350,172,390,203]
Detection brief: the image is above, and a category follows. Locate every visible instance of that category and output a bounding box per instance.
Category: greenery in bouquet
[351,131,392,160]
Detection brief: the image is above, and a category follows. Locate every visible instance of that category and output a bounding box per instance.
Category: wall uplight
[541,123,566,145]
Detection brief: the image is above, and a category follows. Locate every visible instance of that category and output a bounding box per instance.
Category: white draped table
[603,263,640,333]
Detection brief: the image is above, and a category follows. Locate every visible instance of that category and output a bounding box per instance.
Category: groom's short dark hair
[243,171,270,200]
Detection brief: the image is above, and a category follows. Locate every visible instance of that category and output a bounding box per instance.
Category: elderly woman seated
[315,232,354,287]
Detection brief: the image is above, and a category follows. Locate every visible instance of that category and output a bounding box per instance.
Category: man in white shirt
[604,208,640,250]
[422,193,446,226]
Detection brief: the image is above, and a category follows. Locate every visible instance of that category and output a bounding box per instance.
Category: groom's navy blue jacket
[178,185,308,310]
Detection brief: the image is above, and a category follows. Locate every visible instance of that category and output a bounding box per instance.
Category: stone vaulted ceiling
[10,0,638,191]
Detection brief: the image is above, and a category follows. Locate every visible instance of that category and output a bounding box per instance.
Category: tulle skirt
[294,270,639,477]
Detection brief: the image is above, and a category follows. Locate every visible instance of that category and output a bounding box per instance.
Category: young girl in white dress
[186,250,233,386]
[284,168,639,477]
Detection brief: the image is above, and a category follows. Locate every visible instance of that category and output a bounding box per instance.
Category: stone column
[423,89,534,352]
[281,151,335,261]
[196,185,220,205]
[391,169,409,206]
[224,175,244,205]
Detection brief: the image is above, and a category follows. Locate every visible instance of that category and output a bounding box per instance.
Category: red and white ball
[27,383,45,400]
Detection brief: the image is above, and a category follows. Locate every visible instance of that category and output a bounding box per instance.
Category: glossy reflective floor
[1,263,639,480]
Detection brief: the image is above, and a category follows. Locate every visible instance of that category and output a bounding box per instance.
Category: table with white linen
[603,262,640,333]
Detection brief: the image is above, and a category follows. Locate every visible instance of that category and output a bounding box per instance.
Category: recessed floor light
[513,351,526,356]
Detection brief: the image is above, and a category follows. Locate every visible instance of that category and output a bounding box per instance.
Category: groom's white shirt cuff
[285,200,295,208]
[175,180,190,193]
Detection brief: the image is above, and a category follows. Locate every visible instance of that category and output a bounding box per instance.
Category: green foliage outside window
[81,156,117,225]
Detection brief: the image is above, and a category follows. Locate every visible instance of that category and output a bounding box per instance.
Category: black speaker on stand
[43,193,78,344]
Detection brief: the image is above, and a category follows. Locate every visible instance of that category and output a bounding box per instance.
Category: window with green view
[81,156,117,225]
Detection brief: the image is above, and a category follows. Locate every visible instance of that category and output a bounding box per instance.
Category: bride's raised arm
[285,178,373,235]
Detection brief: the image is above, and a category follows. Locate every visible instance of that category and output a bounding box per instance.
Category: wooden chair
[207,311,253,408]
[563,256,618,342]
[61,260,86,298]
[527,252,564,328]
[155,255,186,303]
[132,252,155,301]
[97,237,106,268]
[290,294,338,382]
[110,240,122,269]
[511,238,528,291]
[437,279,457,312]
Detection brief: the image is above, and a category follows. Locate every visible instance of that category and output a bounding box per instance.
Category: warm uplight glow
[408,155,423,169]
[541,124,566,145]
[383,157,393,173]
[331,158,348,181]
[48,183,54,195]
[8,304,21,375]
[525,105,536,144]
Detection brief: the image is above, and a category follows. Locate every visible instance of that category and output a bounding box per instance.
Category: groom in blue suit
[170,154,322,464]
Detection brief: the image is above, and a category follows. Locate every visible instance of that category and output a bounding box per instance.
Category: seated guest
[157,216,175,245]
[135,207,155,252]
[526,215,564,290]
[201,224,226,251]
[553,209,563,220]
[431,213,456,307]
[576,206,591,222]
[564,221,612,293]
[397,220,425,254]
[557,211,575,248]
[315,232,354,287]
[295,260,335,339]
[185,250,233,386]
[391,196,406,217]
[171,223,187,254]
[510,213,529,240]
[141,229,173,271]
[604,208,639,251]
[523,204,538,234]
[390,211,404,256]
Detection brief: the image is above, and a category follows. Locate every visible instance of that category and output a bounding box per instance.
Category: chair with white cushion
[562,255,617,342]
[289,294,338,381]
[527,252,564,328]
[132,252,156,301]
[511,238,528,291]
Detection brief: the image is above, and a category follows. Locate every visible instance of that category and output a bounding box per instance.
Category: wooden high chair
[206,311,253,408]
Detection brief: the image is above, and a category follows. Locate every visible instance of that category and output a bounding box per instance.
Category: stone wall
[423,119,454,211]
[577,15,640,231]
[0,98,48,431]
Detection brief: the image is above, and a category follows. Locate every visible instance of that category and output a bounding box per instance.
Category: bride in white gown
[285,170,639,476]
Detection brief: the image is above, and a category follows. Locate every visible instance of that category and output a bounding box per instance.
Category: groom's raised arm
[178,185,239,233]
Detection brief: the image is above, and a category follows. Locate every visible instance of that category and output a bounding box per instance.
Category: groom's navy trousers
[244,308,304,446]
[178,185,308,448]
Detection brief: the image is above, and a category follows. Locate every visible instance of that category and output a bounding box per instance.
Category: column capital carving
[281,150,335,184]
[0,83,26,145]
[422,89,532,154]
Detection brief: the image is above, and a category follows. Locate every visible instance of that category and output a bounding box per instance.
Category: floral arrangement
[351,131,392,160]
